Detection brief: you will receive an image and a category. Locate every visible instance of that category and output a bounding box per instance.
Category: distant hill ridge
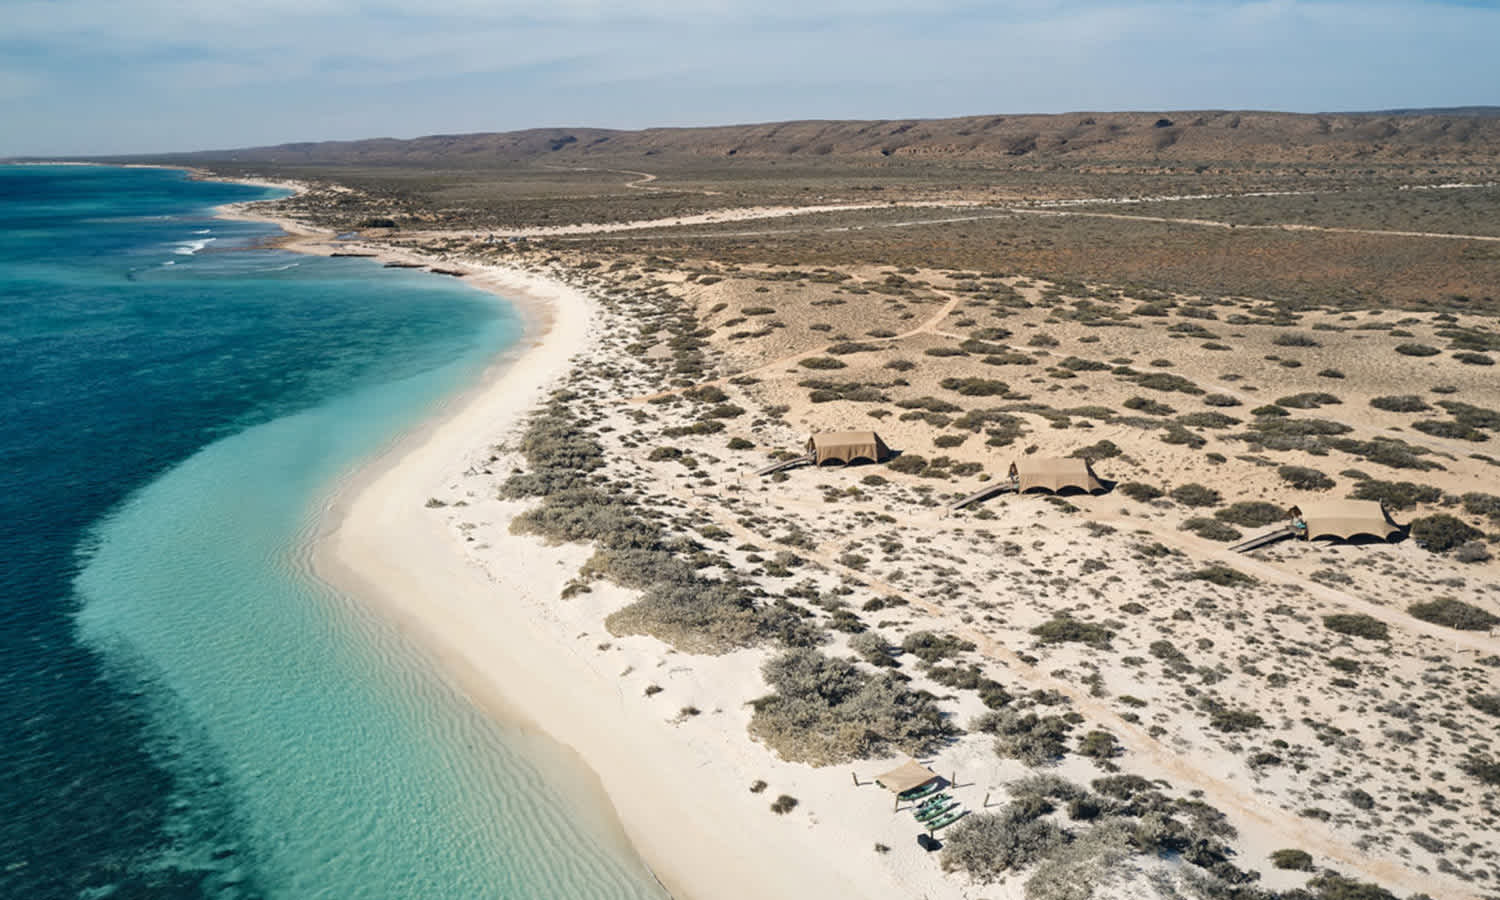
[157,109,1500,166]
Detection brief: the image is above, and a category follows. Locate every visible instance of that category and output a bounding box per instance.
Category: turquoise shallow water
[0,165,666,899]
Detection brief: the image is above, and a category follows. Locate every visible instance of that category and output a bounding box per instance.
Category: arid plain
[187,110,1500,900]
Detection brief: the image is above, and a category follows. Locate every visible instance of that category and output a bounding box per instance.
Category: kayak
[914,792,950,814]
[915,801,958,823]
[899,780,941,802]
[927,808,969,831]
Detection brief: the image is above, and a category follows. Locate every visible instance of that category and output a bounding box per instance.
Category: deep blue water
[0,166,663,899]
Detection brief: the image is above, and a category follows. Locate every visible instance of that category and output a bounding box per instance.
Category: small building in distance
[1009,457,1106,494]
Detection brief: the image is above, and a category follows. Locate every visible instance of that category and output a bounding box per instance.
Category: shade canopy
[1009,457,1105,494]
[1290,500,1400,541]
[808,431,890,466]
[875,759,939,794]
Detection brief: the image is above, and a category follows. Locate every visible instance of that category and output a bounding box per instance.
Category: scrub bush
[747,649,955,764]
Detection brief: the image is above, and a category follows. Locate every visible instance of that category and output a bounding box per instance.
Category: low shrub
[1270,848,1314,871]
[1408,598,1499,631]
[1071,439,1122,460]
[1461,756,1500,786]
[1454,351,1495,366]
[1322,613,1388,640]
[1124,396,1175,416]
[901,630,976,663]
[1455,541,1493,563]
[1462,492,1500,521]
[940,377,1009,396]
[1119,482,1163,502]
[976,709,1076,765]
[1272,332,1320,347]
[1370,395,1430,413]
[1215,501,1288,528]
[1468,693,1500,718]
[1159,424,1206,448]
[1278,465,1335,491]
[1030,616,1114,649]
[799,356,847,370]
[1438,399,1500,431]
[1202,394,1241,407]
[1409,514,1483,552]
[1132,372,1205,395]
[770,794,799,814]
[1177,411,1240,429]
[1394,343,1440,357]
[1182,564,1256,587]
[940,805,1066,883]
[747,649,955,764]
[1171,483,1221,507]
[1076,730,1121,760]
[1276,392,1341,409]
[1182,518,1242,542]
[1350,480,1441,510]
[887,455,928,475]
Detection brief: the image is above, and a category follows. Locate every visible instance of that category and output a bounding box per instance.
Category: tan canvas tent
[875,759,939,794]
[1290,500,1400,541]
[808,431,890,466]
[1009,457,1105,494]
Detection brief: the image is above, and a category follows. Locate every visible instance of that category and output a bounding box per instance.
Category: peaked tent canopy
[1009,457,1105,494]
[1290,500,1400,541]
[808,431,890,466]
[875,759,939,795]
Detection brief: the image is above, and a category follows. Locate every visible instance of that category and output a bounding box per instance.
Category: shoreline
[212,188,892,900]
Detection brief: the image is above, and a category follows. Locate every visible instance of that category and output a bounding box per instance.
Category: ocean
[0,165,665,899]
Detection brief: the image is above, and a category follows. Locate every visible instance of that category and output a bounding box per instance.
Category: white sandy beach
[303,257,971,899]
[219,186,969,899]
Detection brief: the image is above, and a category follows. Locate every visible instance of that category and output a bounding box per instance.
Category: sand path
[626,291,965,403]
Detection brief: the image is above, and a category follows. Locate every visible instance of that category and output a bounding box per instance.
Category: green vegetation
[1369,395,1430,413]
[1182,518,1242,542]
[1214,501,1288,528]
[1170,483,1221,507]
[1395,343,1440,357]
[1272,846,1308,870]
[1408,598,1500,631]
[1322,613,1389,641]
[1030,616,1114,649]
[1119,482,1164,502]
[1349,479,1441,510]
[1409,513,1483,552]
[1278,464,1335,491]
[940,803,1065,883]
[748,649,954,764]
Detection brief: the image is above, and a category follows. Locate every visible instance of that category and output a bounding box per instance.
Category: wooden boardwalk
[754,453,815,477]
[1227,524,1298,554]
[949,481,1017,510]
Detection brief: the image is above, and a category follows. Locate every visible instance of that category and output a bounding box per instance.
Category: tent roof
[811,431,883,450]
[807,431,890,465]
[874,759,939,794]
[1009,457,1104,494]
[1290,500,1400,541]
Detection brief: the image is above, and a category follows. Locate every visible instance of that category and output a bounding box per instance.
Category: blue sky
[2,0,1496,156]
